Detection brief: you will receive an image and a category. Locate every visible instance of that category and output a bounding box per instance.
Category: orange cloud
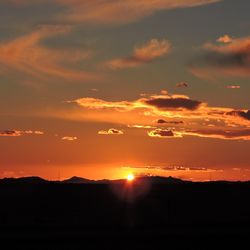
[226,85,240,89]
[105,39,171,69]
[0,25,96,80]
[128,125,155,129]
[180,129,250,140]
[227,110,250,121]
[72,94,203,112]
[98,128,124,135]
[70,94,250,126]
[216,35,233,43]
[6,0,222,25]
[58,0,221,24]
[64,91,250,141]
[148,128,250,140]
[0,130,44,137]
[148,129,181,138]
[62,136,77,141]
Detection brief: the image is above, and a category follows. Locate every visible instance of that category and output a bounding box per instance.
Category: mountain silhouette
[0,176,48,184]
[0,175,245,185]
[61,175,189,184]
[62,176,94,184]
[0,175,188,185]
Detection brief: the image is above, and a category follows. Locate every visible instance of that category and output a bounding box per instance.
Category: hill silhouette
[0,176,48,184]
[62,176,94,184]
[0,175,189,185]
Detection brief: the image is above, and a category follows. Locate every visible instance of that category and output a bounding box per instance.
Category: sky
[0,0,250,181]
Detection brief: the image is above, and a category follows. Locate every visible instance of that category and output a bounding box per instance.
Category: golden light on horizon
[127,173,135,182]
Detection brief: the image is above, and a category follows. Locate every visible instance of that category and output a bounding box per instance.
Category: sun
[127,173,135,182]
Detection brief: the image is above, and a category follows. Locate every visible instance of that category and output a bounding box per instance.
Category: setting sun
[127,174,135,182]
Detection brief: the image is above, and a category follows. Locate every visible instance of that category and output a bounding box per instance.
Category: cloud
[125,165,211,172]
[148,128,250,140]
[105,39,171,69]
[216,35,233,44]
[163,166,211,172]
[64,91,250,141]
[51,0,221,25]
[181,129,250,140]
[176,82,188,88]
[148,129,181,138]
[5,0,223,26]
[70,93,249,127]
[226,85,240,89]
[0,25,96,81]
[128,125,155,129]
[0,130,44,137]
[72,97,134,111]
[160,90,168,95]
[157,119,184,124]
[98,128,124,135]
[72,94,203,112]
[227,110,250,121]
[145,96,202,110]
[190,36,250,78]
[90,88,99,92]
[62,136,77,141]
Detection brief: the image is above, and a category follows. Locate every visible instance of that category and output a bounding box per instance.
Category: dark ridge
[0,176,48,184]
[62,176,94,184]
[0,175,249,185]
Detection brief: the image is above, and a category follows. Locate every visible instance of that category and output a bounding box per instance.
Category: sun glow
[127,173,135,182]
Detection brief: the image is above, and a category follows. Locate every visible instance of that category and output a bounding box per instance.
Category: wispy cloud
[180,129,250,140]
[6,0,222,25]
[0,25,96,81]
[176,82,188,88]
[148,128,250,140]
[105,39,171,69]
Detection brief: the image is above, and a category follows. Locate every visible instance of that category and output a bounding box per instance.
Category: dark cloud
[227,110,250,121]
[145,97,202,110]
[190,37,250,78]
[157,119,184,124]
[176,82,188,88]
[0,130,19,136]
[148,129,177,138]
[0,130,44,137]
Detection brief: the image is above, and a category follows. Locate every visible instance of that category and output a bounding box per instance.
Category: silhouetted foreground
[0,176,250,249]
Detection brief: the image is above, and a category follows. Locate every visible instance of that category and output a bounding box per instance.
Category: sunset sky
[1,0,250,181]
